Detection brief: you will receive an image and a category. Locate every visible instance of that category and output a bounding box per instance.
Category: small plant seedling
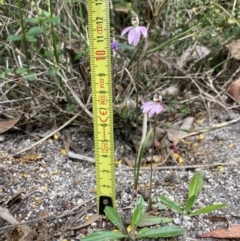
[158,171,227,216]
[81,196,184,241]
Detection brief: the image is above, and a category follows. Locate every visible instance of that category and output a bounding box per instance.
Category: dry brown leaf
[226,39,240,60]
[167,117,195,143]
[161,86,179,99]
[0,206,18,225]
[0,115,21,134]
[8,226,37,241]
[115,84,125,97]
[0,206,37,241]
[177,45,210,68]
[197,225,240,239]
[21,154,41,162]
[67,213,102,230]
[227,77,240,102]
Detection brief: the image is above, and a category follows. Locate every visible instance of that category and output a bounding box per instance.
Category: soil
[1,107,240,241]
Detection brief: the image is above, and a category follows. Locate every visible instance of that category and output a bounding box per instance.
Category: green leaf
[16,67,28,74]
[26,36,37,42]
[104,206,126,233]
[119,43,135,50]
[159,196,183,214]
[185,195,197,213]
[81,231,126,241]
[42,10,50,17]
[131,196,145,227]
[24,17,40,24]
[156,202,166,210]
[189,203,227,217]
[26,72,36,81]
[26,27,44,37]
[6,35,23,42]
[135,129,153,186]
[137,225,184,238]
[138,215,172,227]
[66,104,75,113]
[45,16,60,23]
[188,171,203,198]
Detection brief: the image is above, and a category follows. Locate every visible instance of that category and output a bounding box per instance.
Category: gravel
[1,111,240,240]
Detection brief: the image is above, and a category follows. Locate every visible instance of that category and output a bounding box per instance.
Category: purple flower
[110,41,119,51]
[121,14,147,46]
[141,101,163,118]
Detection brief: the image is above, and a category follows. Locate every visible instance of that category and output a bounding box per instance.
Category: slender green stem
[49,0,59,64]
[17,0,29,70]
[134,46,140,189]
[147,114,157,211]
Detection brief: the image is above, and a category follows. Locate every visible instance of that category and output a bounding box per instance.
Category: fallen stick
[8,113,80,158]
[68,151,95,163]
[120,162,237,171]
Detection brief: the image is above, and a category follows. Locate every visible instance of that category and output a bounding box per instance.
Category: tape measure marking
[87,0,115,214]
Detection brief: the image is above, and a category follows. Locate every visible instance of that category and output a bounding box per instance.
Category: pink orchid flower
[121,14,147,46]
[141,101,163,118]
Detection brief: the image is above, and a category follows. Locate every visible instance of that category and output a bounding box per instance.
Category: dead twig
[0,197,95,232]
[120,162,236,171]
[8,113,80,157]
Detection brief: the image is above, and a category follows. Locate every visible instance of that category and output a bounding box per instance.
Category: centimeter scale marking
[87,0,115,214]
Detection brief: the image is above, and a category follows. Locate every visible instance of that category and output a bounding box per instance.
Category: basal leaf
[189,203,227,217]
[185,195,197,213]
[81,231,126,241]
[188,171,203,198]
[131,196,145,227]
[137,225,184,238]
[104,206,126,233]
[138,215,172,227]
[159,196,183,214]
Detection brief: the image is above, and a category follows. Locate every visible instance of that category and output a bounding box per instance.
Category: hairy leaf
[188,171,203,198]
[189,203,227,217]
[137,225,184,238]
[159,196,183,214]
[131,196,145,227]
[185,195,197,213]
[138,215,172,227]
[81,231,126,241]
[104,206,126,233]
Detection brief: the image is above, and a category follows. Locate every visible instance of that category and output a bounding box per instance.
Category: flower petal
[139,26,148,38]
[148,107,156,118]
[155,104,164,115]
[141,101,155,109]
[133,28,141,46]
[141,102,155,113]
[128,28,135,45]
[121,26,132,37]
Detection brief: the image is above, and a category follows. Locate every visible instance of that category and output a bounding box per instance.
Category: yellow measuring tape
[87,0,115,214]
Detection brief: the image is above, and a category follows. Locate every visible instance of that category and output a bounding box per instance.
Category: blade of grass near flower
[104,206,126,233]
[135,129,153,188]
[185,195,197,213]
[159,196,183,214]
[81,231,126,241]
[138,215,172,227]
[137,225,184,238]
[189,204,227,217]
[131,196,145,227]
[188,171,203,198]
